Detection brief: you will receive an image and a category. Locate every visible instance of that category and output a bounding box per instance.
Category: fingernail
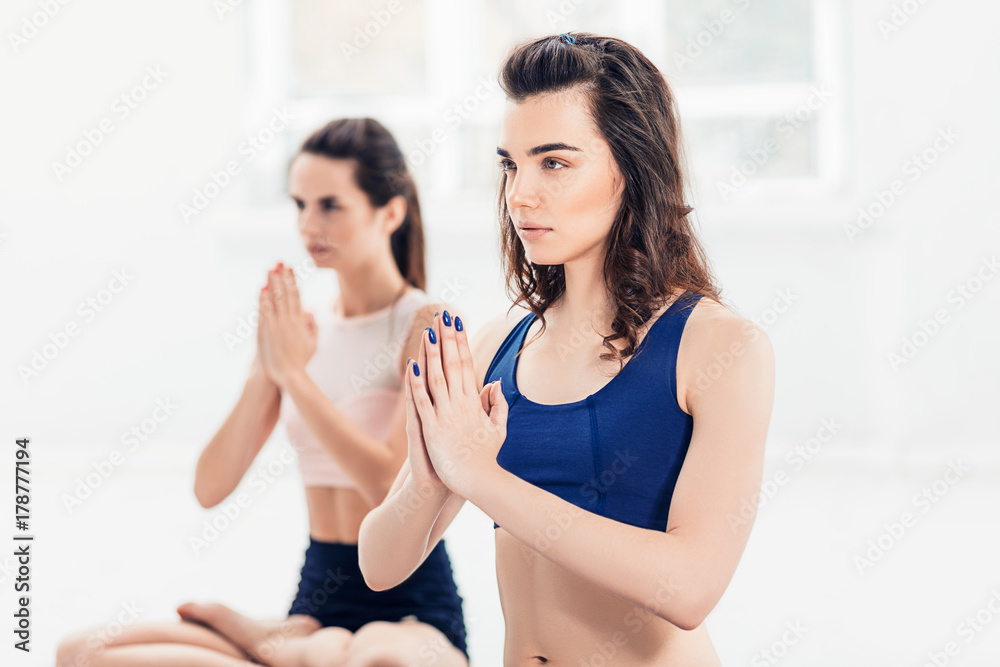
[442,310,451,327]
[412,361,420,376]
[276,262,283,269]
[455,316,463,332]
[426,326,436,344]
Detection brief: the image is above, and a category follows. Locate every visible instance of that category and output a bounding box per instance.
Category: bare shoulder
[468,304,533,391]
[677,296,775,415]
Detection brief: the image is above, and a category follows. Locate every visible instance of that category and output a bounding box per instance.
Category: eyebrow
[496,142,583,158]
[290,194,340,204]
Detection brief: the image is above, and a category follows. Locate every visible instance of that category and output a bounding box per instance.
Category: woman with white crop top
[55,119,470,666]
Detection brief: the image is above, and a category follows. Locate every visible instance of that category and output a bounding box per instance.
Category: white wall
[1,1,998,665]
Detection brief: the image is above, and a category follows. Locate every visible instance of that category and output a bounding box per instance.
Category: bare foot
[176,602,320,663]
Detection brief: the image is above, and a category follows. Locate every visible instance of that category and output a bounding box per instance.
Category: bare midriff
[495,528,722,666]
[304,486,371,543]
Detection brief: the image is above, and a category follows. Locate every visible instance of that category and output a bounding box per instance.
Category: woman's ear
[379,194,408,235]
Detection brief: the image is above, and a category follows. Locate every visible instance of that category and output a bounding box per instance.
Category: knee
[343,622,410,667]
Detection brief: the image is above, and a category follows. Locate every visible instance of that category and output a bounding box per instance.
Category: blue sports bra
[483,291,702,531]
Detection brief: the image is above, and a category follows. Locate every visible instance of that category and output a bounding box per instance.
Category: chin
[521,240,574,267]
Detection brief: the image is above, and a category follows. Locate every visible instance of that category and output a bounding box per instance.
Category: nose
[506,169,539,210]
[297,204,322,236]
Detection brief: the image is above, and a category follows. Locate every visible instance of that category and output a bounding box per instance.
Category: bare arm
[194,352,282,508]
[458,309,776,630]
[359,309,515,591]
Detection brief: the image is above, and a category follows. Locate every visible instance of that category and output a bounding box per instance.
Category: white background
[1,0,999,665]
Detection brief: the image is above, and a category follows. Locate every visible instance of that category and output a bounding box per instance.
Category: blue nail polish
[427,326,436,344]
[412,361,419,376]
[442,310,451,327]
[455,316,463,332]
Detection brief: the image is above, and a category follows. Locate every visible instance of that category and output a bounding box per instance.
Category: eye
[542,158,565,170]
[321,200,339,212]
[292,198,305,210]
[498,159,516,172]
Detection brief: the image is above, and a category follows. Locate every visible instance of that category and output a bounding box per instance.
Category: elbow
[672,606,709,632]
[667,589,718,632]
[357,521,397,592]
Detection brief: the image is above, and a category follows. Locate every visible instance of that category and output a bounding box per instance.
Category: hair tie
[559,33,576,45]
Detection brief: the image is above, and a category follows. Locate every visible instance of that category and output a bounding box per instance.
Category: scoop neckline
[511,292,692,408]
[329,287,417,326]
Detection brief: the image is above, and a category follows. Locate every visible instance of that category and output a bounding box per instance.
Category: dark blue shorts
[287,537,468,660]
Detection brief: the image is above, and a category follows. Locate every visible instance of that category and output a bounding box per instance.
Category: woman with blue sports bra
[56,118,469,667]
[359,32,776,666]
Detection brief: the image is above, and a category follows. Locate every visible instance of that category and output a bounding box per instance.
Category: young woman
[358,33,775,665]
[56,119,470,667]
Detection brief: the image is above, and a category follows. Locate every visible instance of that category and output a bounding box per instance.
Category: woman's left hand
[408,310,508,499]
[258,265,317,390]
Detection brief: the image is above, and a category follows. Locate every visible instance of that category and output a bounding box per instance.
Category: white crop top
[279,287,432,488]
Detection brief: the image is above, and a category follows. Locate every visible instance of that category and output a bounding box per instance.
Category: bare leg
[177,602,330,666]
[56,620,254,667]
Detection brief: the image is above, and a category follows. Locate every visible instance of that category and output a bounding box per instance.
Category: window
[236,0,847,231]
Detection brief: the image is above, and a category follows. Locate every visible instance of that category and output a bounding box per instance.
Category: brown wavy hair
[298,118,426,290]
[497,32,723,368]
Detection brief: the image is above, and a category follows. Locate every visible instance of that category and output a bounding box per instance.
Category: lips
[515,221,552,231]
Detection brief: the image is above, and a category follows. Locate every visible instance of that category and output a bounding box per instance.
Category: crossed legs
[56,602,468,667]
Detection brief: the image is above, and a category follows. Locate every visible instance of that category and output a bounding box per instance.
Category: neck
[334,252,409,318]
[550,245,616,336]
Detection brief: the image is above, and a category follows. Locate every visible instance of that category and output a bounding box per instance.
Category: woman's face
[497,88,624,266]
[288,153,399,270]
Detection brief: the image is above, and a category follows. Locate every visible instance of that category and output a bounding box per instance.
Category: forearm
[358,472,452,591]
[468,465,708,630]
[195,370,281,507]
[283,370,399,508]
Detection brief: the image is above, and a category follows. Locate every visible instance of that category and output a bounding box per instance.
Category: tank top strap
[484,311,535,408]
[613,289,702,403]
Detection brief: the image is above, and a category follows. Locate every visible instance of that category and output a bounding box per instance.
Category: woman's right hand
[403,352,498,492]
[403,355,445,490]
[252,283,276,386]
